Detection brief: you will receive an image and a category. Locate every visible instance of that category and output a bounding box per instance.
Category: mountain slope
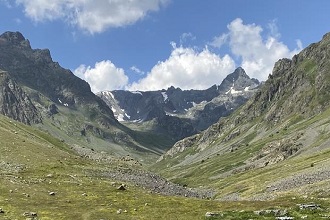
[0,31,165,159]
[154,32,330,200]
[2,112,324,219]
[0,114,224,219]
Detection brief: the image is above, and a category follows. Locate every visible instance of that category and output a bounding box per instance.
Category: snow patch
[111,107,117,113]
[108,92,115,99]
[58,98,62,104]
[244,86,250,91]
[131,119,142,123]
[117,114,124,122]
[131,91,143,96]
[226,87,242,95]
[125,113,131,119]
[64,103,68,107]
[161,92,168,101]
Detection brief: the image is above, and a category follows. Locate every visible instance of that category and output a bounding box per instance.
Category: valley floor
[1,115,330,219]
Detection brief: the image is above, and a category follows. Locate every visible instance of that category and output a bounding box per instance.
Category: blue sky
[0,0,329,92]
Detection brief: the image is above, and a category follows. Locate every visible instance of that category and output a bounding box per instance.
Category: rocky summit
[98,67,259,141]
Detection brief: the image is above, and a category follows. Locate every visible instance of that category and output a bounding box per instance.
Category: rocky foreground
[71,144,215,199]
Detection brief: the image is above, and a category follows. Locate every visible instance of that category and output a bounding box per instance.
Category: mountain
[154,32,330,201]
[98,67,259,141]
[0,31,164,158]
[2,30,330,218]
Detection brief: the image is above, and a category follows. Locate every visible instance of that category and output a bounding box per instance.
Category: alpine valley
[1,31,330,219]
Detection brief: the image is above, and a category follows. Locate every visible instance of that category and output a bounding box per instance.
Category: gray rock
[117,185,126,191]
[275,217,294,220]
[23,212,37,217]
[205,212,222,218]
[0,71,41,125]
[298,203,320,210]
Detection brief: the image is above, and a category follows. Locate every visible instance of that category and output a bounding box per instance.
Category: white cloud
[75,18,303,92]
[180,32,196,45]
[130,66,145,75]
[15,0,169,33]
[211,18,303,81]
[128,44,235,91]
[267,19,281,39]
[74,60,129,93]
[209,33,229,48]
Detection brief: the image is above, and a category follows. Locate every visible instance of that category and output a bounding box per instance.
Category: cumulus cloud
[128,43,235,91]
[15,0,168,33]
[73,18,303,92]
[210,18,303,81]
[74,60,129,93]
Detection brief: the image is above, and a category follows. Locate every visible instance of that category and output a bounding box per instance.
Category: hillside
[2,114,330,219]
[154,32,330,201]
[0,114,223,219]
[0,31,172,160]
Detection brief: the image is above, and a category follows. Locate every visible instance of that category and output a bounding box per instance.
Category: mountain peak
[322,32,330,41]
[0,31,31,48]
[226,67,249,81]
[218,67,259,93]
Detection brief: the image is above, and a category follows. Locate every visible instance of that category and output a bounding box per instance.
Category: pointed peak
[322,32,330,41]
[233,67,248,77]
[224,67,249,82]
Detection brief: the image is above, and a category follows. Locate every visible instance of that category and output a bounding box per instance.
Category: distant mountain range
[98,67,259,141]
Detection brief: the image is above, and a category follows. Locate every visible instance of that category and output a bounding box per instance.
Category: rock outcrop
[0,70,41,124]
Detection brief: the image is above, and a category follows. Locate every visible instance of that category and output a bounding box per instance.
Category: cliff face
[0,70,41,125]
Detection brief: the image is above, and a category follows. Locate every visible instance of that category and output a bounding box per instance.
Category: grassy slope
[0,114,293,220]
[153,105,330,201]
[0,112,329,219]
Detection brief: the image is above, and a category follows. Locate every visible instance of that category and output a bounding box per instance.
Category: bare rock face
[0,70,41,124]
